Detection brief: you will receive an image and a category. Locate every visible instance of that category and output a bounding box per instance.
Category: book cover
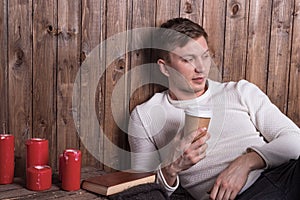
[81,171,156,196]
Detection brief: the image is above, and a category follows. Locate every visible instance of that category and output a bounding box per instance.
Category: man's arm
[128,108,161,172]
[210,80,300,200]
[209,150,265,200]
[239,80,300,167]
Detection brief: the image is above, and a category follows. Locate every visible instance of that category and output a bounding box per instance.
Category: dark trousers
[236,157,300,200]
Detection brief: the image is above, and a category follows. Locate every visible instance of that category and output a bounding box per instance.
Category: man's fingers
[191,127,207,143]
[209,184,219,200]
[199,143,208,153]
[192,132,210,149]
[229,190,239,200]
[224,190,232,200]
[216,188,226,200]
[185,127,205,140]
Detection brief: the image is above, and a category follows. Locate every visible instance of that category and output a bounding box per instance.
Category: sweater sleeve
[128,107,180,195]
[128,108,161,172]
[156,164,179,196]
[237,80,300,168]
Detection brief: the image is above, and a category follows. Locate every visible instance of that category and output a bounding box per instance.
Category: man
[128,18,300,200]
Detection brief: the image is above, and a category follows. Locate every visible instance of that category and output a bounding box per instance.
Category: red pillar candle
[26,165,52,191]
[61,149,81,191]
[0,134,14,184]
[26,138,49,168]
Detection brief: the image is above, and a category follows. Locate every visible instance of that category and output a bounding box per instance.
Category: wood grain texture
[56,0,81,160]
[180,0,204,24]
[0,167,108,200]
[32,0,57,171]
[246,0,272,92]
[80,0,104,169]
[287,0,300,126]
[103,0,129,171]
[156,0,180,26]
[129,0,156,112]
[8,0,33,176]
[0,0,8,133]
[223,0,250,82]
[267,0,294,113]
[154,0,180,94]
[0,1,299,173]
[203,0,226,82]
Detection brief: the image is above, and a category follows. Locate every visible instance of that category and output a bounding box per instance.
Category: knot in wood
[117,58,125,70]
[184,2,193,14]
[47,25,59,36]
[39,119,46,126]
[67,29,76,37]
[16,49,24,60]
[47,25,53,33]
[15,49,24,66]
[80,51,87,63]
[231,3,240,16]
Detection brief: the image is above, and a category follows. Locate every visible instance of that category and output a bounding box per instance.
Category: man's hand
[161,128,210,186]
[209,151,265,200]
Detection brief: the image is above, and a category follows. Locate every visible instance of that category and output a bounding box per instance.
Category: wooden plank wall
[0,0,299,175]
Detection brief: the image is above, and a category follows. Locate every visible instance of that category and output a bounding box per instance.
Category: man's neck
[168,88,206,100]
[168,81,209,100]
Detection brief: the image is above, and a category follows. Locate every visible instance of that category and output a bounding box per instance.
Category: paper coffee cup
[184,109,212,143]
[166,91,212,142]
[184,114,211,142]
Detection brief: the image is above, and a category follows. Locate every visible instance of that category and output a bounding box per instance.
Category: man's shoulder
[209,79,255,91]
[212,79,266,102]
[131,90,177,123]
[135,90,169,110]
[227,79,261,93]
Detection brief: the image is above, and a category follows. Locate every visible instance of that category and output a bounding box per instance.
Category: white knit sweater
[128,80,300,200]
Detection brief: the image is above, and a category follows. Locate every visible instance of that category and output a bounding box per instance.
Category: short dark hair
[156,18,208,61]
[160,18,208,41]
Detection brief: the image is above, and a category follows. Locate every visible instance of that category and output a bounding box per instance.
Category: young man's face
[162,36,211,99]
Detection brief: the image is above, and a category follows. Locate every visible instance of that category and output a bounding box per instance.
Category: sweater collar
[167,80,211,106]
[166,80,212,118]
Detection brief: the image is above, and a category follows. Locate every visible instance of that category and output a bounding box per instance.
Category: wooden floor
[0,167,108,200]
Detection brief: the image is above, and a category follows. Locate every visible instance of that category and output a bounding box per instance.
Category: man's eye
[182,58,193,63]
[202,52,210,58]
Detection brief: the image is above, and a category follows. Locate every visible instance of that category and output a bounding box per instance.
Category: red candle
[0,134,14,184]
[26,165,52,191]
[61,149,81,191]
[26,138,49,168]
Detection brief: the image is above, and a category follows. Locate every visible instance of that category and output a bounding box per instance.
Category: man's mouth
[192,76,205,83]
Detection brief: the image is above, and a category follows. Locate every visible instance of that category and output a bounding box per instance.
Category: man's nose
[193,57,205,73]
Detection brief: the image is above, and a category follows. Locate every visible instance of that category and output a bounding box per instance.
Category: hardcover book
[81,171,156,196]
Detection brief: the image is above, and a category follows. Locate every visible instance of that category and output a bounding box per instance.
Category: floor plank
[0,167,107,200]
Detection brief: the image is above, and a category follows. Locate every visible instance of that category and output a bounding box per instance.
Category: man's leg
[236,157,300,200]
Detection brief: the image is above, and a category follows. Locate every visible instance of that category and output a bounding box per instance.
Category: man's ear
[157,59,169,77]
